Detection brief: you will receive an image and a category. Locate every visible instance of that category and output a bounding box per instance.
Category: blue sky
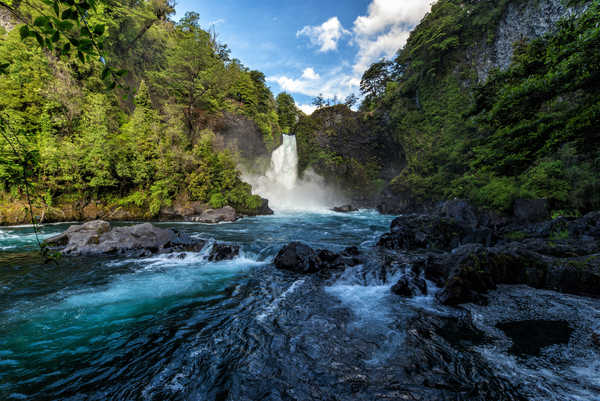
[174,0,434,113]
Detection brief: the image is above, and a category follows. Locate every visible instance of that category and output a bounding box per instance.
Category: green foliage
[354,0,600,214]
[0,0,279,218]
[276,92,297,133]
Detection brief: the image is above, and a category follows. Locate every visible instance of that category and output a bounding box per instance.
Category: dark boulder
[274,242,322,273]
[440,199,479,228]
[434,243,600,306]
[378,214,469,251]
[332,205,358,213]
[391,275,427,297]
[513,199,549,222]
[208,243,240,261]
[275,242,362,273]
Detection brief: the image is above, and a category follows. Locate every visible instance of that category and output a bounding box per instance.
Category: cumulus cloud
[275,0,434,107]
[268,67,359,101]
[297,103,317,115]
[296,17,350,52]
[301,67,320,80]
[352,0,434,74]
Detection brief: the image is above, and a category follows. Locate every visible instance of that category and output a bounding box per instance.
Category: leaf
[51,30,60,43]
[62,42,71,55]
[77,1,91,11]
[115,69,128,77]
[19,25,30,40]
[93,24,105,36]
[0,63,9,75]
[35,32,45,47]
[77,50,85,63]
[53,2,60,17]
[78,38,93,52]
[61,8,77,21]
[101,66,110,80]
[58,20,74,31]
[34,16,50,27]
[106,80,116,90]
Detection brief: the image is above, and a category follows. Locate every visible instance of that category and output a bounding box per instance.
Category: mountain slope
[298,0,599,215]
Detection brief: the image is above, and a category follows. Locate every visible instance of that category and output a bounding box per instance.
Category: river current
[1,211,600,400]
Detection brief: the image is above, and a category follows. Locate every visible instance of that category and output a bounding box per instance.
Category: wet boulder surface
[377,203,600,306]
[44,220,208,256]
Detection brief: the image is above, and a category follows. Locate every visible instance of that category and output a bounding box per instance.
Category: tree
[359,60,393,99]
[276,92,297,133]
[312,93,325,109]
[344,93,358,108]
[150,11,225,134]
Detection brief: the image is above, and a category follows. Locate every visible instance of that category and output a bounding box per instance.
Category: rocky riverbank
[0,198,273,226]
[274,199,600,307]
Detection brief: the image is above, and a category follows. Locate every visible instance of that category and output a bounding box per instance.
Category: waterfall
[266,134,298,190]
[243,134,342,212]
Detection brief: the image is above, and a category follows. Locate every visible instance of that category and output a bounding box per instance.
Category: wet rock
[187,206,238,223]
[496,320,573,356]
[513,199,549,222]
[377,214,468,251]
[45,220,110,247]
[44,220,206,256]
[440,199,479,228]
[332,205,358,213]
[435,315,488,349]
[274,242,322,273]
[208,243,240,261]
[434,243,600,305]
[342,246,360,256]
[391,275,427,297]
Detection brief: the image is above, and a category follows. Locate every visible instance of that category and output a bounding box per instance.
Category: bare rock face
[44,220,206,256]
[187,206,238,224]
[473,0,587,82]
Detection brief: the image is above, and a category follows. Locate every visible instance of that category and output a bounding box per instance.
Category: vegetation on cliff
[0,1,294,222]
[298,0,599,214]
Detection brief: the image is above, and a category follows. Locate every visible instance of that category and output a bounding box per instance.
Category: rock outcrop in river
[45,220,207,256]
[376,200,600,305]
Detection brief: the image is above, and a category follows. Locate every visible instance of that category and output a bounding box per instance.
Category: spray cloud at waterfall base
[244,134,344,212]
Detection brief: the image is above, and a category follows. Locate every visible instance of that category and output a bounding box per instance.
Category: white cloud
[268,68,359,101]
[301,68,320,80]
[352,0,434,75]
[296,17,350,52]
[280,0,434,106]
[297,103,317,115]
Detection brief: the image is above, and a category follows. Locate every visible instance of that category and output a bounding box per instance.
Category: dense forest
[298,0,599,215]
[1,0,599,223]
[0,0,300,222]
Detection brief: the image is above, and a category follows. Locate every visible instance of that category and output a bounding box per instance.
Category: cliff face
[295,105,405,204]
[210,112,281,170]
[298,0,599,214]
[473,0,588,81]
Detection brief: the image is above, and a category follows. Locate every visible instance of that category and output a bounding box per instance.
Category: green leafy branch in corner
[0,0,125,89]
[0,0,120,261]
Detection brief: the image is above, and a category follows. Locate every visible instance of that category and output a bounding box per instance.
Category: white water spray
[266,134,298,190]
[244,134,343,212]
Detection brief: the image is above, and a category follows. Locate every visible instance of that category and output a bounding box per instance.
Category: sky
[174,0,435,114]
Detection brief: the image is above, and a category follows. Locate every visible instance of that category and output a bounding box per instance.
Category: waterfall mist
[243,134,344,212]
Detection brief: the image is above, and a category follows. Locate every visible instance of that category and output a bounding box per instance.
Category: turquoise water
[0,211,393,400]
